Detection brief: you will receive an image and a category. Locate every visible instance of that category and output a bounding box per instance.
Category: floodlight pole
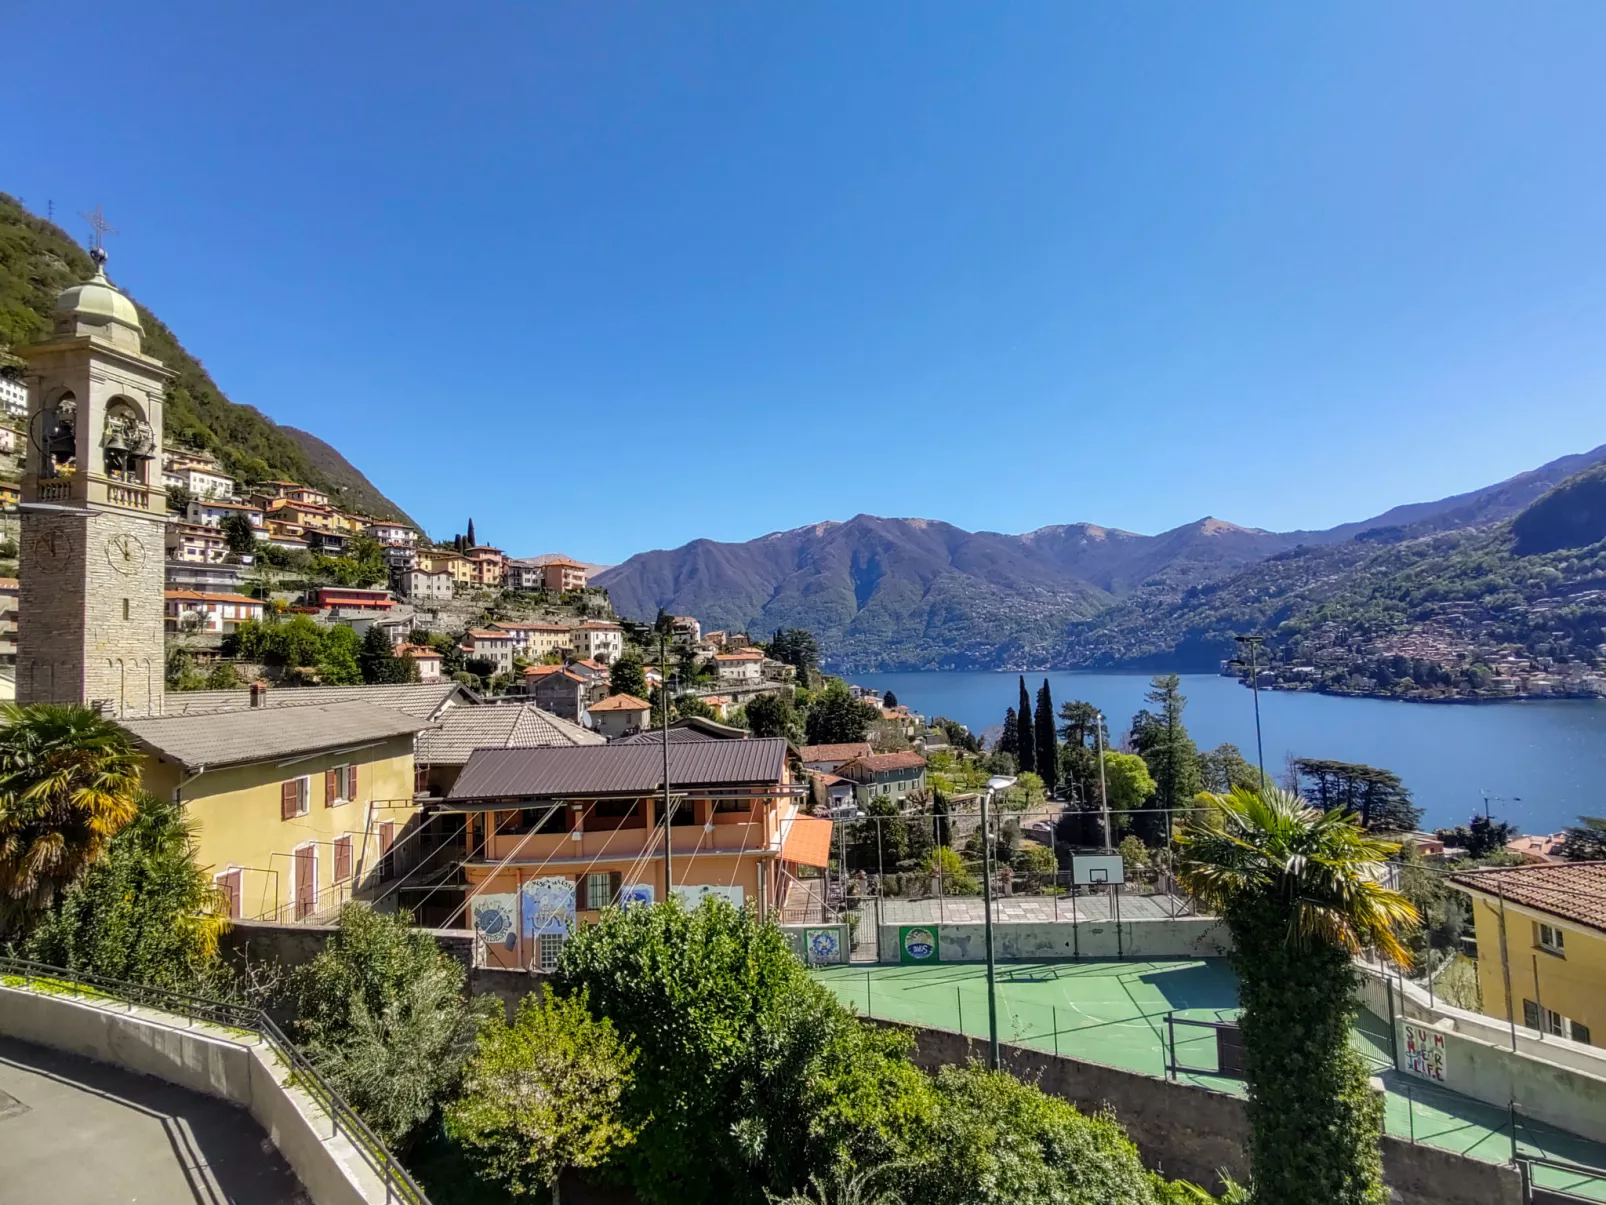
[661,631,674,902]
[980,786,1000,1069]
[1095,714,1112,853]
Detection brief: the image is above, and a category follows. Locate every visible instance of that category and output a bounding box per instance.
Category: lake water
[845,670,1606,836]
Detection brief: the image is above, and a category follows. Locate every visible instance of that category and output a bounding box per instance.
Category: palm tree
[0,703,143,933]
[1175,787,1418,1205]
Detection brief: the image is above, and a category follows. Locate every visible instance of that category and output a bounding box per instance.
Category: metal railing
[0,956,431,1205]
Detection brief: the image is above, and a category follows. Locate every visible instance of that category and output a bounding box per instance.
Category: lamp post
[660,631,674,902]
[979,785,1001,1069]
[1230,634,1267,790]
[1095,713,1112,852]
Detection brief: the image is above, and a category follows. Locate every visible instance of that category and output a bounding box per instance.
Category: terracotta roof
[837,751,928,778]
[0,577,20,589]
[589,693,651,712]
[1449,862,1606,934]
[467,629,515,641]
[714,651,763,661]
[523,664,564,677]
[165,590,263,605]
[780,815,833,869]
[578,621,621,631]
[800,742,873,764]
[119,701,434,772]
[448,737,790,801]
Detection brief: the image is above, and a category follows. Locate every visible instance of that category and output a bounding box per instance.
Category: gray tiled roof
[417,703,603,765]
[161,682,470,720]
[614,726,720,745]
[119,702,436,772]
[449,737,790,801]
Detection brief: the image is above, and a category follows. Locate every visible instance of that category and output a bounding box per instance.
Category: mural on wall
[899,925,939,965]
[521,876,576,939]
[672,884,744,908]
[1403,1022,1447,1082]
[472,892,519,952]
[621,883,656,909]
[806,927,844,965]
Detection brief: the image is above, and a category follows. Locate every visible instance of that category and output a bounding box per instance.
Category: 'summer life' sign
[1403,1022,1447,1082]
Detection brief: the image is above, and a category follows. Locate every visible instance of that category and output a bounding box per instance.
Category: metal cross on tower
[78,203,118,254]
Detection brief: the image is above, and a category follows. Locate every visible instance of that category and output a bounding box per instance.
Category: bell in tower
[14,230,173,718]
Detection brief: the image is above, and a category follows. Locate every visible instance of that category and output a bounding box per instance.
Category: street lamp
[979,784,1000,1069]
[1229,634,1267,791]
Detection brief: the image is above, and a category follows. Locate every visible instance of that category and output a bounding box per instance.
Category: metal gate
[1520,1155,1606,1203]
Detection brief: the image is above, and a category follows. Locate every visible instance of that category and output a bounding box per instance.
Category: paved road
[0,1036,308,1204]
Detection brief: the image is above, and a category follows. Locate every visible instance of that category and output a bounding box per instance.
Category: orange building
[443,737,829,970]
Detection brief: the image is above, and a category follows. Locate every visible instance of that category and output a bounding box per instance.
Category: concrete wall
[779,922,851,965]
[221,918,474,973]
[1360,964,1606,1144]
[878,917,1232,963]
[0,982,399,1205]
[877,1019,1522,1205]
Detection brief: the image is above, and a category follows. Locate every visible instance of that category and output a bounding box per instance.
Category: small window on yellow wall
[1538,923,1566,955]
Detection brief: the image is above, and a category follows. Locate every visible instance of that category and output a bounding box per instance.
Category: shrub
[291,903,486,1147]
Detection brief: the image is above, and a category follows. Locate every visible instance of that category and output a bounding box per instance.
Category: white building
[714,650,764,684]
[164,590,265,634]
[164,465,235,500]
[367,522,418,546]
[0,375,27,418]
[587,693,653,739]
[570,621,624,665]
[399,569,453,602]
[185,499,264,530]
[463,629,517,675]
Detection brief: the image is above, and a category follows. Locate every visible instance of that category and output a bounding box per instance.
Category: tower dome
[53,249,143,351]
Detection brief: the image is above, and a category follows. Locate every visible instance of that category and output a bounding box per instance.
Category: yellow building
[1452,862,1606,1046]
[418,548,474,586]
[439,736,831,970]
[120,700,434,923]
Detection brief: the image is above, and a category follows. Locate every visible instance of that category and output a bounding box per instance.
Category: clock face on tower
[105,533,147,576]
[32,530,73,570]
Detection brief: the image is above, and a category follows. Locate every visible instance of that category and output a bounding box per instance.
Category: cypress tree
[466,517,477,547]
[1035,678,1058,792]
[998,707,1018,756]
[1016,676,1035,774]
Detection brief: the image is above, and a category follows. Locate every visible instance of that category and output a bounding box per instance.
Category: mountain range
[597,444,1606,675]
[0,193,414,526]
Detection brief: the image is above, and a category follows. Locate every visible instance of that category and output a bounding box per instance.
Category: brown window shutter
[335,837,352,882]
[281,780,298,820]
[325,769,338,807]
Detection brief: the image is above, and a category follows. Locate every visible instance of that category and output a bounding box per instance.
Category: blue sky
[8,3,1606,563]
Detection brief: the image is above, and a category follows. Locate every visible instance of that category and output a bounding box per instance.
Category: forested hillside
[0,193,414,524]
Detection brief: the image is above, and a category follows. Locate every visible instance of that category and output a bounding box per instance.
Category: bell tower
[15,239,172,717]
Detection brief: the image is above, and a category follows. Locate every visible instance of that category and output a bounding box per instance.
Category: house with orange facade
[442,737,831,970]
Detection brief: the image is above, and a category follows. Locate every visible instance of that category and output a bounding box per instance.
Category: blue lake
[844,670,1606,836]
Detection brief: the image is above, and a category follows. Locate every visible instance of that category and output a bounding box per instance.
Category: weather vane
[78,203,118,265]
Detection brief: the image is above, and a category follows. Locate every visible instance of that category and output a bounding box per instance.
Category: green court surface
[814,959,1606,1199]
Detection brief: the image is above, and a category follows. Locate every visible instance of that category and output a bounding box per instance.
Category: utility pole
[660,630,673,902]
[1232,634,1267,791]
[1095,714,1112,852]
[979,786,1000,1069]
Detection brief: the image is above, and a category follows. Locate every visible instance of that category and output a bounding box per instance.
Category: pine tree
[1016,676,1035,774]
[998,707,1019,756]
[1034,679,1058,792]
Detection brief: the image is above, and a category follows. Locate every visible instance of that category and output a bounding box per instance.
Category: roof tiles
[449,737,790,800]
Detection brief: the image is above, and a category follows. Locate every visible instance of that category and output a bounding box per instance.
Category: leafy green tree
[609,655,648,699]
[1012,841,1058,890]
[165,482,193,515]
[882,691,898,710]
[1198,743,1261,795]
[923,845,978,894]
[745,692,795,740]
[1557,816,1606,861]
[1292,759,1421,833]
[319,625,364,685]
[674,695,717,722]
[447,986,637,1203]
[0,704,143,932]
[1129,675,1201,844]
[1033,680,1057,793]
[1101,751,1156,815]
[997,707,1018,757]
[359,624,414,684]
[26,794,225,991]
[1176,788,1417,1205]
[203,661,240,689]
[1434,814,1518,859]
[805,681,878,745]
[291,903,486,1148]
[219,512,258,557]
[1015,678,1035,774]
[765,628,821,678]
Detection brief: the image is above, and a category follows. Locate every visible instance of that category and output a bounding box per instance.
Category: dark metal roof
[449,737,790,801]
[613,726,720,745]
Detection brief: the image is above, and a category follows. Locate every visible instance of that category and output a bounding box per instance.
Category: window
[503,805,565,835]
[122,598,130,620]
[1538,923,1566,955]
[536,932,567,972]
[280,776,310,819]
[713,799,752,816]
[325,764,356,807]
[1524,999,1591,1043]
[333,835,353,883]
[585,871,621,911]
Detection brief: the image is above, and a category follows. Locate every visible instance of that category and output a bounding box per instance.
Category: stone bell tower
[15,244,172,717]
